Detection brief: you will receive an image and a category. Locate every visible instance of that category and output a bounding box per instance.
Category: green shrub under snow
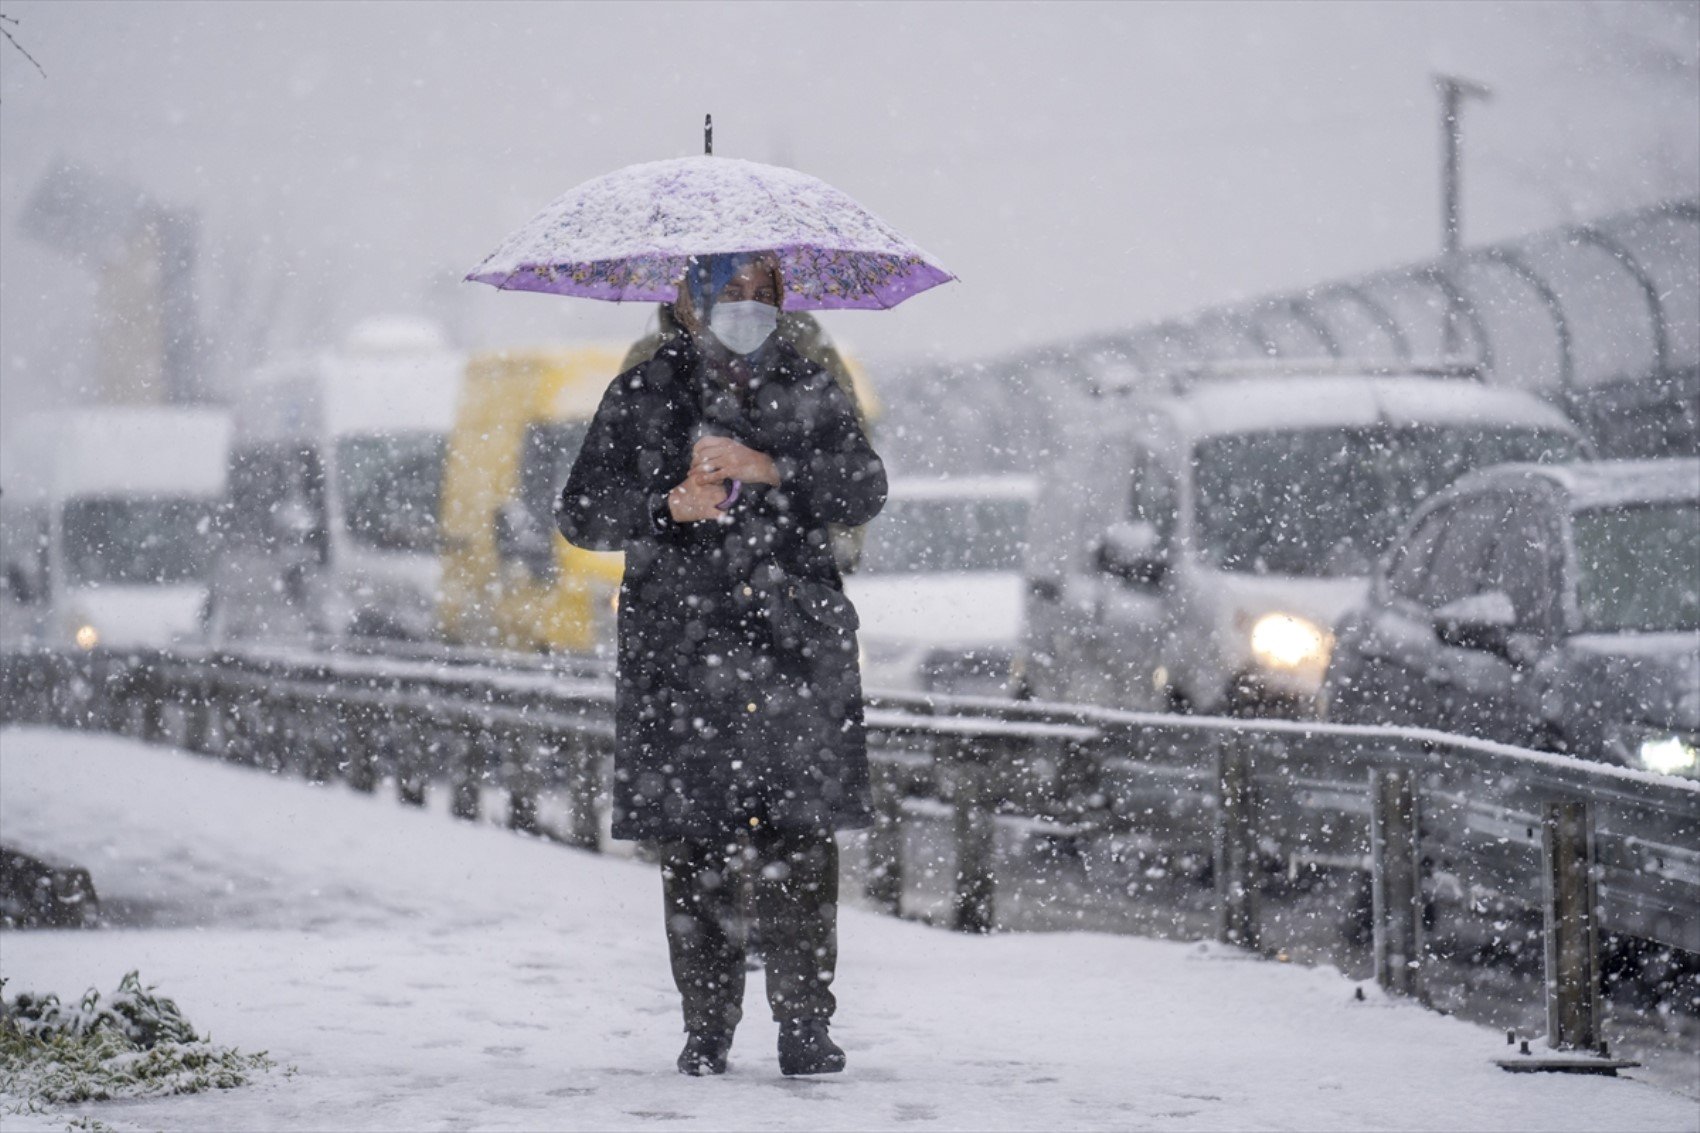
[0,972,275,1108]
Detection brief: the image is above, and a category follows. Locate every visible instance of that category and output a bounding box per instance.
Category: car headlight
[74,623,100,651]
[1249,612,1332,672]
[1609,724,1700,778]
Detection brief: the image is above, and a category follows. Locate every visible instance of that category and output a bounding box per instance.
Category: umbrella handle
[716,479,741,511]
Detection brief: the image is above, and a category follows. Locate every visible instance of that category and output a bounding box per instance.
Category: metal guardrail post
[138,664,168,745]
[200,686,225,757]
[1371,766,1423,996]
[91,656,116,732]
[0,655,17,726]
[70,653,99,731]
[453,729,488,821]
[0,654,26,725]
[346,705,381,794]
[1214,732,1260,949]
[864,758,904,913]
[293,696,319,776]
[60,654,81,728]
[181,676,210,753]
[507,725,541,835]
[1543,798,1601,1051]
[221,695,252,766]
[108,659,136,737]
[108,662,134,736]
[564,734,602,851]
[395,713,429,807]
[216,693,243,763]
[39,653,63,726]
[102,659,134,736]
[947,734,996,933]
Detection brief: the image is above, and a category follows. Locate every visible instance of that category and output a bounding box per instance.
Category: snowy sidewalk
[2,726,1695,1132]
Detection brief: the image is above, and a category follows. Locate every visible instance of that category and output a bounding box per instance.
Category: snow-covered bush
[0,971,274,1107]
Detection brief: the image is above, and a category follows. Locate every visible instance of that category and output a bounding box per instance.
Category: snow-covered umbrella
[466,135,954,310]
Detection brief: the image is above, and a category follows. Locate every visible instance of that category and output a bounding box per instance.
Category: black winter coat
[556,334,887,841]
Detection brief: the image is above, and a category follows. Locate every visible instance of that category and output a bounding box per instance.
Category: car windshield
[1573,502,1700,634]
[61,496,215,585]
[861,496,1029,573]
[335,432,447,552]
[1194,425,1581,577]
[227,443,327,553]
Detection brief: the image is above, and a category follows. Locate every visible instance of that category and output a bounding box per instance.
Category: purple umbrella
[466,154,954,311]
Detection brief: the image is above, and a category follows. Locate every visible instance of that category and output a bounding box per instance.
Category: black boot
[777,1019,845,1076]
[677,1030,733,1076]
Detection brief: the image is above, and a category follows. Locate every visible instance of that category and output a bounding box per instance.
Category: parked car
[1023,362,1588,716]
[1322,459,1699,777]
[846,475,1035,696]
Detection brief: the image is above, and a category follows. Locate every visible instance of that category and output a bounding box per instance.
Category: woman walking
[555,251,887,1077]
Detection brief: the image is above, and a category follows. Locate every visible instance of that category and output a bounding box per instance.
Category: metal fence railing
[3,644,1696,1066]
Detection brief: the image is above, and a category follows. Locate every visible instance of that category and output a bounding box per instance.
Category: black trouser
[658,825,838,1035]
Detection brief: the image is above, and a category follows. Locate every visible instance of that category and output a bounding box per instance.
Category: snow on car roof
[884,474,1038,501]
[1154,376,1577,441]
[321,346,464,437]
[1460,458,1700,511]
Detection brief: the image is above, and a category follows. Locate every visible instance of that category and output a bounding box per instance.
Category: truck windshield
[1574,502,1700,634]
[861,496,1029,573]
[62,496,215,585]
[335,432,446,552]
[1194,426,1581,577]
[519,421,591,536]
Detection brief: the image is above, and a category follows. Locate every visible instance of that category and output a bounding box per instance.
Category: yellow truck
[438,319,877,655]
[438,345,628,654]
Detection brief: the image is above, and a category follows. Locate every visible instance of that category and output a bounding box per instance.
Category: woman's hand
[690,436,779,487]
[667,476,731,524]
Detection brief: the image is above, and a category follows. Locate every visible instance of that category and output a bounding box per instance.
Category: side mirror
[3,561,38,605]
[1095,520,1166,585]
[493,502,556,581]
[1433,590,1516,653]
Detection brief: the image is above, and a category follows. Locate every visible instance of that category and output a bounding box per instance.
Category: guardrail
[3,644,1696,1063]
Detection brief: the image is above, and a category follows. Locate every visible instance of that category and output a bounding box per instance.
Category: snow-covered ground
[2,726,1695,1132]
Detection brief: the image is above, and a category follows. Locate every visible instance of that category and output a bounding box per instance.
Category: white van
[846,475,1035,696]
[217,317,463,641]
[1023,362,1588,716]
[0,406,232,650]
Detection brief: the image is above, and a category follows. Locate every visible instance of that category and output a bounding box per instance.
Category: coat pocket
[752,562,859,652]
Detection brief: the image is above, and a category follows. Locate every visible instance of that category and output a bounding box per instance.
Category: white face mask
[708,301,779,356]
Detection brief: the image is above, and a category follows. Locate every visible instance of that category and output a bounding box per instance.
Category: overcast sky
[1,0,1695,415]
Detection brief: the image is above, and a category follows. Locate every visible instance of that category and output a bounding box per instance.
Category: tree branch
[1,13,47,79]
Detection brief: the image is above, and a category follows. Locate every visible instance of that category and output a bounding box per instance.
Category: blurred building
[20,160,205,407]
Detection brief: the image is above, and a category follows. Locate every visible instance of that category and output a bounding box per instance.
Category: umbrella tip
[704,113,713,156]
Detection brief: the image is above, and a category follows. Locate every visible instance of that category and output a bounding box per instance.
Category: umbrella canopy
[466,156,954,311]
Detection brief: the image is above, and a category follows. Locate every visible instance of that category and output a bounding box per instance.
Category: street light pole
[1436,73,1493,259]
[1435,73,1492,355]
